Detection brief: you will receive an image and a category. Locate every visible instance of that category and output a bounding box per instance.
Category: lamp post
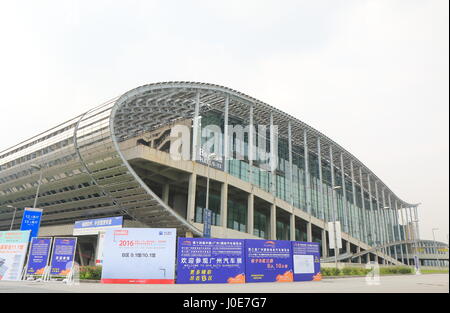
[331,185,342,268]
[31,164,44,208]
[383,206,391,260]
[432,228,439,268]
[411,219,421,274]
[6,205,17,230]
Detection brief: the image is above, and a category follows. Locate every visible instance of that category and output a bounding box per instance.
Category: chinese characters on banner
[177,238,245,284]
[73,216,123,236]
[292,241,322,281]
[0,230,30,281]
[20,208,43,240]
[101,228,177,284]
[49,237,77,276]
[245,239,293,283]
[25,237,52,276]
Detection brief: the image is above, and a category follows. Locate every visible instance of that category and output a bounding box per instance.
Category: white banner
[0,230,30,281]
[101,228,177,284]
[328,221,342,249]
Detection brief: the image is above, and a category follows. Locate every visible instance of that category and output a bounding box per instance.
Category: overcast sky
[0,0,448,242]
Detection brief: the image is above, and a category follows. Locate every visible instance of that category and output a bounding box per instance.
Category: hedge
[79,266,102,280]
[321,266,412,277]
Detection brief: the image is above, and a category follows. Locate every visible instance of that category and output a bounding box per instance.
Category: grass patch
[420,269,449,274]
[321,266,414,277]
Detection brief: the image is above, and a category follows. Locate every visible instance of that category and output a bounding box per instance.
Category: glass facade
[0,82,416,261]
[196,108,409,248]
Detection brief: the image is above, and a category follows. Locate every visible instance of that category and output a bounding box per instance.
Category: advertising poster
[20,208,43,240]
[101,228,177,284]
[49,237,77,276]
[25,237,52,276]
[245,239,293,283]
[0,230,30,281]
[177,238,245,284]
[73,216,123,236]
[292,241,321,282]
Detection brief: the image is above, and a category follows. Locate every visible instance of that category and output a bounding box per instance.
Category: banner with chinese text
[177,238,245,284]
[101,228,176,284]
[245,239,293,283]
[292,241,321,281]
[0,230,30,281]
[49,237,77,276]
[25,237,52,276]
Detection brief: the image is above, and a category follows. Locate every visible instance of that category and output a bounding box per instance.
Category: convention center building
[0,82,426,266]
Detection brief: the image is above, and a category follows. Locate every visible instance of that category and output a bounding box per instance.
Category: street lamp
[432,228,439,268]
[31,163,44,209]
[331,185,342,267]
[411,219,421,274]
[6,205,17,230]
[383,206,391,260]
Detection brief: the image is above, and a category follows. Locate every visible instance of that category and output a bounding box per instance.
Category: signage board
[20,208,43,240]
[176,238,245,284]
[245,239,293,283]
[198,147,224,171]
[73,216,123,236]
[292,241,321,281]
[0,230,30,281]
[101,228,177,284]
[49,237,77,276]
[328,221,342,249]
[25,237,52,276]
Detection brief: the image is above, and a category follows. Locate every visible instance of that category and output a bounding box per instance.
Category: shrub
[398,267,412,274]
[342,267,354,275]
[320,268,330,276]
[321,267,340,276]
[330,267,341,276]
[79,266,102,280]
[379,266,412,275]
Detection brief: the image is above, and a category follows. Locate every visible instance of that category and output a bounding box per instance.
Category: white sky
[0,0,448,242]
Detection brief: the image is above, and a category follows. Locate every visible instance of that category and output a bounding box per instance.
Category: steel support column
[191,91,200,161]
[340,153,349,233]
[359,167,368,244]
[303,130,312,215]
[317,137,325,220]
[288,122,294,206]
[223,94,229,173]
[247,193,254,235]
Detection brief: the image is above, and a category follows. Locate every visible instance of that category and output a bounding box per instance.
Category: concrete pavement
[0,274,448,293]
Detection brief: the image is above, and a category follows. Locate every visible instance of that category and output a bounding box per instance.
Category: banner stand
[20,266,27,281]
[22,237,53,282]
[46,237,77,283]
[42,266,51,282]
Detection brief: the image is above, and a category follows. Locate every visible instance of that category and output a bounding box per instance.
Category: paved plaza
[0,274,447,293]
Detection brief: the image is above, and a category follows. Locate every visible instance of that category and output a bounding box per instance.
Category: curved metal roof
[112,81,417,208]
[0,81,417,209]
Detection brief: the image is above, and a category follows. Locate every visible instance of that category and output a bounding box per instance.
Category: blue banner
[292,241,321,281]
[26,237,52,276]
[73,216,123,235]
[50,237,77,276]
[177,238,245,284]
[20,208,43,240]
[245,239,293,283]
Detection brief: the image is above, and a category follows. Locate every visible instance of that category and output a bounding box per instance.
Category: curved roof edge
[1,81,418,208]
